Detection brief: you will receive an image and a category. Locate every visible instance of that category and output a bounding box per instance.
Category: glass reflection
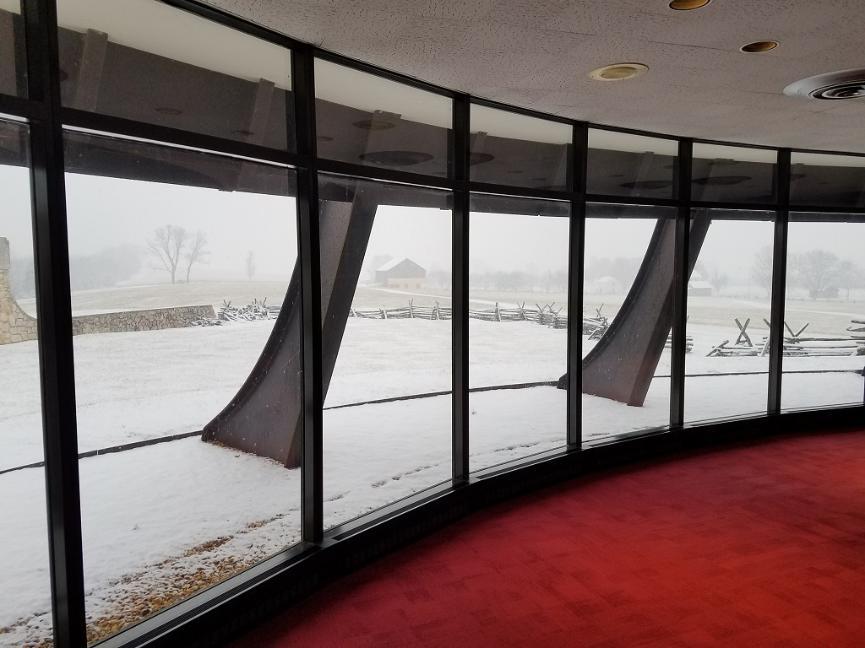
[587,130,677,199]
[470,104,571,191]
[691,144,776,203]
[58,0,293,149]
[315,59,451,177]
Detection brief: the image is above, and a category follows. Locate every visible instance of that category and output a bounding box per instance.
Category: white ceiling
[204,0,865,153]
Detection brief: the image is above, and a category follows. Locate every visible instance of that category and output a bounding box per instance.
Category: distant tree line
[469,269,568,293]
[9,245,142,299]
[751,246,865,300]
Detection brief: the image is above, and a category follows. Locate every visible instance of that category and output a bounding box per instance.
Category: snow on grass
[0,316,863,644]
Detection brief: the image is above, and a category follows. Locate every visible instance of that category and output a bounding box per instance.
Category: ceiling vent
[784,69,865,101]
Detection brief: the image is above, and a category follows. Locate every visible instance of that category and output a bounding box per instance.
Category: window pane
[57,0,293,149]
[469,194,569,472]
[0,120,53,645]
[582,203,676,443]
[320,174,452,529]
[692,144,776,203]
[315,60,451,177]
[790,153,865,209]
[469,104,571,190]
[782,219,865,411]
[0,1,26,97]
[587,130,677,199]
[64,131,299,643]
[685,212,774,423]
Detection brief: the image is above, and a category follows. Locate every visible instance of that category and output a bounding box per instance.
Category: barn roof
[376,257,422,272]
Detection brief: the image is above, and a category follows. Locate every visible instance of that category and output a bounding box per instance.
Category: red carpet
[234,430,865,647]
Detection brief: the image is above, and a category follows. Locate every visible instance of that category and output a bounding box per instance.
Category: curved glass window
[691,144,776,203]
[587,130,678,199]
[582,203,676,443]
[469,104,571,191]
[0,1,25,97]
[2,2,865,643]
[64,131,300,644]
[315,59,452,177]
[782,217,865,411]
[320,174,453,529]
[469,194,569,471]
[58,0,294,149]
[790,153,865,209]
[0,119,54,646]
[684,211,775,424]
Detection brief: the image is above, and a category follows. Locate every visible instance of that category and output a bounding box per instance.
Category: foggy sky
[1,165,862,288]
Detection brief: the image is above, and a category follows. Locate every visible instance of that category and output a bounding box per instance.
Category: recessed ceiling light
[359,150,433,166]
[669,0,711,10]
[741,40,778,53]
[352,118,396,131]
[693,175,751,186]
[589,63,649,82]
[469,152,495,165]
[620,180,672,191]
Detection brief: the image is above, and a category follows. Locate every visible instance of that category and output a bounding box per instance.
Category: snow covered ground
[1,317,862,645]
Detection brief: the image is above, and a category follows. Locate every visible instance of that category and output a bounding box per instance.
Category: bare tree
[245,250,256,281]
[147,225,187,284]
[837,260,864,301]
[184,230,209,283]
[795,249,840,299]
[708,266,729,294]
[750,246,774,296]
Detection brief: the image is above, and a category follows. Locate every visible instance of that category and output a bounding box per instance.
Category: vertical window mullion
[768,149,791,414]
[23,0,87,645]
[670,139,692,428]
[452,94,470,483]
[568,124,587,449]
[293,45,323,542]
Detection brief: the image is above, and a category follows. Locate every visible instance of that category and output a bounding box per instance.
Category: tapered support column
[558,213,711,407]
[202,192,378,467]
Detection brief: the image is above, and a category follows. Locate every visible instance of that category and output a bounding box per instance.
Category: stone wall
[0,237,216,345]
[0,239,39,344]
[71,304,215,336]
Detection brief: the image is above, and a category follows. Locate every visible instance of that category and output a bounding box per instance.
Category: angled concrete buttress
[561,212,712,406]
[202,188,380,468]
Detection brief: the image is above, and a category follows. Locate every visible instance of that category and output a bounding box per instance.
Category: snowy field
[1,316,863,645]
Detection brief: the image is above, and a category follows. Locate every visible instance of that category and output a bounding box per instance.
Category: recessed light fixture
[693,175,751,186]
[589,63,649,82]
[669,0,711,10]
[353,117,396,131]
[469,152,495,165]
[620,180,673,191]
[359,150,433,166]
[741,40,778,53]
